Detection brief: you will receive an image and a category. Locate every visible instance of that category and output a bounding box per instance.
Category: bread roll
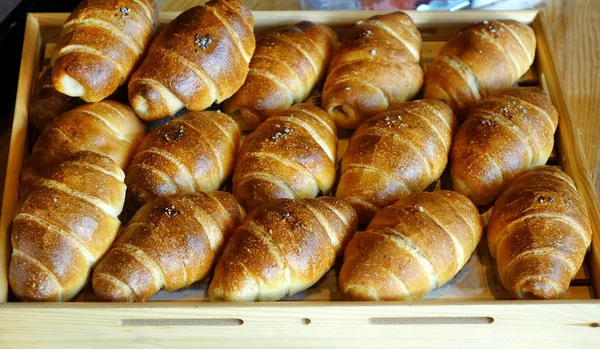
[20,101,146,198]
[125,111,240,208]
[224,21,337,131]
[451,87,558,206]
[9,151,126,301]
[93,192,245,302]
[339,191,482,301]
[487,166,592,300]
[424,20,536,118]
[232,103,336,211]
[336,99,456,224]
[209,197,357,301]
[29,66,83,131]
[128,0,256,121]
[322,11,423,129]
[52,0,158,102]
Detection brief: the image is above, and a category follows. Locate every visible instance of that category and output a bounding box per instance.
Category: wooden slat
[532,13,600,297]
[0,14,41,303]
[574,261,592,285]
[1,302,600,348]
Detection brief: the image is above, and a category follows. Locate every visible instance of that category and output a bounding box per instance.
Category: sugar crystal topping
[195,33,213,50]
[270,126,293,142]
[164,205,181,217]
[119,7,130,18]
[384,115,405,127]
[359,29,373,38]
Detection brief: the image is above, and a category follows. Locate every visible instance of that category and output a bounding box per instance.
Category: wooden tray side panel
[0,302,599,348]
[0,14,42,303]
[531,14,600,294]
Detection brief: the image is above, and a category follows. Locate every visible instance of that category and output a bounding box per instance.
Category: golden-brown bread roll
[224,21,337,131]
[209,196,357,301]
[336,99,456,224]
[424,20,536,118]
[128,0,256,121]
[451,87,558,206]
[92,192,245,302]
[487,166,592,300]
[9,151,126,301]
[322,11,423,129]
[29,66,84,131]
[20,101,146,199]
[125,111,240,208]
[52,0,158,102]
[339,190,482,301]
[232,103,337,211]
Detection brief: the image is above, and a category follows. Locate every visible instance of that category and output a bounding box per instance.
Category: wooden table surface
[1,0,599,198]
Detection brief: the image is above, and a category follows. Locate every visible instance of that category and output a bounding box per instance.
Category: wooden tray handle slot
[368,317,494,325]
[120,318,244,327]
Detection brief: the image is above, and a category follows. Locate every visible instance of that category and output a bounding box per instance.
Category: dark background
[0,0,81,129]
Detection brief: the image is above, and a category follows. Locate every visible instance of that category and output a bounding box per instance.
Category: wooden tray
[1,9,600,348]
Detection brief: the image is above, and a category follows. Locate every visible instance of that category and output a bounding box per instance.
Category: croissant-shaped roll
[29,66,83,131]
[424,20,536,118]
[451,87,558,206]
[232,103,337,211]
[322,11,423,129]
[51,0,158,102]
[128,0,256,121]
[209,197,358,301]
[9,151,126,301]
[339,191,482,301]
[224,21,337,131]
[336,99,456,224]
[20,101,146,199]
[487,166,592,300]
[125,111,240,208]
[92,192,245,302]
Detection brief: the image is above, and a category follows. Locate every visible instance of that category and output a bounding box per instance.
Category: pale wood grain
[0,302,600,348]
[543,0,600,193]
[0,14,41,303]
[531,13,600,295]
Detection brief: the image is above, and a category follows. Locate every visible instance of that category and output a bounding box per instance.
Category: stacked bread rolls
[29,67,84,131]
[336,100,456,224]
[128,0,256,121]
[93,192,245,302]
[424,20,536,118]
[52,0,158,102]
[20,101,146,198]
[10,151,126,301]
[224,21,337,131]
[209,197,357,301]
[13,3,592,304]
[487,167,592,300]
[232,103,337,211]
[125,111,240,208]
[323,11,423,129]
[451,87,558,206]
[339,191,482,301]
